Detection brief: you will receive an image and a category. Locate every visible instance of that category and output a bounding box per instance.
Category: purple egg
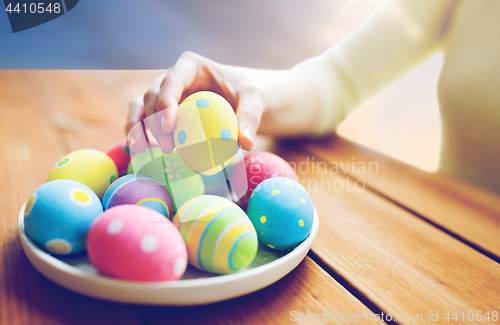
[102,174,174,219]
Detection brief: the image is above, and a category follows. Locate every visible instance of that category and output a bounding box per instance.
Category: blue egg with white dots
[247,177,313,251]
[24,179,103,255]
[196,98,210,108]
[177,130,187,145]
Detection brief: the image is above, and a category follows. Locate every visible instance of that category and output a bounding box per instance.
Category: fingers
[236,90,265,151]
[143,78,170,150]
[160,133,175,154]
[157,52,203,134]
[125,96,148,153]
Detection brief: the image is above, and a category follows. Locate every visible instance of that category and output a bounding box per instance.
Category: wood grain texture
[20,70,161,153]
[1,70,375,324]
[139,257,375,325]
[10,70,500,325]
[302,137,500,261]
[275,145,500,324]
[0,71,144,325]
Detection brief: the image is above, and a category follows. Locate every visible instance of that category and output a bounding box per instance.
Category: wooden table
[1,70,499,325]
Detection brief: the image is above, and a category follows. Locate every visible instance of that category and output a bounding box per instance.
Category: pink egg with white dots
[87,205,187,282]
[232,152,298,205]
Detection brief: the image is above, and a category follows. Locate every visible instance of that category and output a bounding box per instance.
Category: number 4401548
[444,311,498,322]
[6,2,61,14]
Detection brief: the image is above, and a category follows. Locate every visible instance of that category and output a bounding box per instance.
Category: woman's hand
[125,51,321,154]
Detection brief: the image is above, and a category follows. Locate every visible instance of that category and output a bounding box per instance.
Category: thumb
[236,91,265,151]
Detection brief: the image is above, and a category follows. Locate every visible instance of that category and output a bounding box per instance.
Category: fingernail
[243,128,253,143]
[160,140,171,154]
[161,115,167,128]
[129,136,136,149]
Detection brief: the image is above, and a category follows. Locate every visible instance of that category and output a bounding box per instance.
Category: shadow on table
[135,258,320,324]
[1,234,144,325]
[3,233,324,324]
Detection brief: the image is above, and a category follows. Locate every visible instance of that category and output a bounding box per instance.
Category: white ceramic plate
[18,204,319,305]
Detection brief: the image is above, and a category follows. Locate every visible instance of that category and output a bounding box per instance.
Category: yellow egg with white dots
[47,149,118,200]
[174,91,238,176]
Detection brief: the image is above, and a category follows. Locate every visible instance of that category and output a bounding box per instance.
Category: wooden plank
[276,145,500,324]
[140,257,375,325]
[302,137,500,261]
[20,70,160,152]
[24,70,500,324]
[0,71,145,325]
[25,70,377,324]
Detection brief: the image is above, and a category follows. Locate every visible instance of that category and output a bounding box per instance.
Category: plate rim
[18,202,319,303]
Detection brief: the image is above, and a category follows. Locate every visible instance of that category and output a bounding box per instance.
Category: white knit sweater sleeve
[295,0,457,134]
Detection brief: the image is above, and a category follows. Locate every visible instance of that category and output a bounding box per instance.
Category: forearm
[297,0,457,134]
[216,65,320,136]
[259,68,321,136]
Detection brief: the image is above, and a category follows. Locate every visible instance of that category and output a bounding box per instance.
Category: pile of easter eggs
[23,91,314,282]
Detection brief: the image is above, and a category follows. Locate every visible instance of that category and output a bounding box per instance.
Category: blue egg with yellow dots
[247,177,313,251]
[102,174,174,219]
[24,179,103,255]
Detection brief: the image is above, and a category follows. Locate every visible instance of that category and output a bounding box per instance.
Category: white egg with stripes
[173,195,258,274]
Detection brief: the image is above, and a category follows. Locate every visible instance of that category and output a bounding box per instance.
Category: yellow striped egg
[173,195,257,274]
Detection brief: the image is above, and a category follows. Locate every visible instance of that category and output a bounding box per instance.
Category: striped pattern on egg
[127,147,205,211]
[173,195,258,274]
[102,174,174,219]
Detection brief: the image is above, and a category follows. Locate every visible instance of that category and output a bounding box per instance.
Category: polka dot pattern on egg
[140,235,159,253]
[177,130,187,145]
[24,193,37,217]
[55,155,73,169]
[231,151,298,205]
[24,179,103,255]
[107,219,124,235]
[174,91,238,176]
[247,177,314,251]
[69,188,93,207]
[196,98,210,108]
[47,149,118,200]
[174,258,187,277]
[87,205,187,281]
[109,174,117,184]
[220,128,231,142]
[46,239,73,255]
